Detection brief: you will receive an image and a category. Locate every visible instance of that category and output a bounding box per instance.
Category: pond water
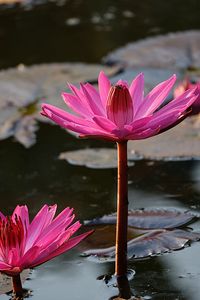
[0,0,200,69]
[0,124,200,299]
[1,0,200,299]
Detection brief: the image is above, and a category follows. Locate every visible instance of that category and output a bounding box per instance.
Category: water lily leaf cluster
[0,63,117,148]
[83,209,200,261]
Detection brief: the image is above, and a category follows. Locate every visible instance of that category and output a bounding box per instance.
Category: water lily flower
[0,204,92,296]
[174,78,200,115]
[41,71,197,142]
[41,71,198,299]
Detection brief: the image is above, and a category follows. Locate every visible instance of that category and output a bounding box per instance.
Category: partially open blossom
[174,78,200,115]
[0,205,92,276]
[41,71,198,141]
[107,84,133,128]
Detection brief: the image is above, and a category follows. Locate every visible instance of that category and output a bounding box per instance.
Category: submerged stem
[115,141,131,299]
[12,274,23,298]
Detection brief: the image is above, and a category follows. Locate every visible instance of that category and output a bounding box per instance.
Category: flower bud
[106,85,133,128]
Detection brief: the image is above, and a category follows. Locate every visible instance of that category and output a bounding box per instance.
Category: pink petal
[12,205,29,229]
[129,73,144,114]
[66,220,82,235]
[135,75,176,119]
[62,92,93,118]
[25,205,57,251]
[42,110,91,135]
[0,211,6,220]
[68,83,93,113]
[80,84,104,116]
[43,104,116,136]
[111,127,132,139]
[0,261,12,270]
[116,79,129,88]
[40,207,74,239]
[64,122,112,136]
[31,230,93,268]
[93,116,116,131]
[42,104,93,127]
[156,88,197,116]
[36,230,73,260]
[8,248,20,265]
[129,116,153,131]
[154,112,183,130]
[21,246,41,268]
[98,71,111,108]
[108,116,153,140]
[35,215,75,248]
[42,105,103,136]
[127,127,160,140]
[83,83,105,115]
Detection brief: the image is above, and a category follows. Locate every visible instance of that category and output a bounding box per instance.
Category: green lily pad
[104,30,200,70]
[0,63,118,147]
[58,148,139,169]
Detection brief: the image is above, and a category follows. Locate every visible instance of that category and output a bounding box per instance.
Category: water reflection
[161,244,200,300]
[128,160,200,211]
[0,0,200,68]
[26,253,117,300]
[0,124,200,299]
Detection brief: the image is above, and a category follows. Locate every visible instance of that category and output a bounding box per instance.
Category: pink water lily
[41,71,198,299]
[174,78,200,115]
[41,71,197,141]
[0,204,92,276]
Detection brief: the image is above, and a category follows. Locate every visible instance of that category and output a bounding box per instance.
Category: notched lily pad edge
[83,228,200,263]
[84,207,199,228]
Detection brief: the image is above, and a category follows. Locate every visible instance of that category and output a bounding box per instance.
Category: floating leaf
[0,63,118,147]
[81,225,138,252]
[127,115,200,160]
[59,148,137,169]
[14,116,38,148]
[104,31,200,70]
[85,208,197,229]
[83,229,200,262]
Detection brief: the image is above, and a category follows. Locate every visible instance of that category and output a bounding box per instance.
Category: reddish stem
[115,141,131,299]
[12,274,23,298]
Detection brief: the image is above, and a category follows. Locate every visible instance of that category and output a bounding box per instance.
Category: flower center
[106,84,133,128]
[0,216,24,253]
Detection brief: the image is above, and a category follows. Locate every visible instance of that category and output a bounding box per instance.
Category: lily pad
[0,269,30,295]
[111,68,180,98]
[85,208,197,229]
[58,148,137,169]
[104,30,200,70]
[83,228,200,262]
[0,63,118,147]
[81,225,142,253]
[128,114,200,160]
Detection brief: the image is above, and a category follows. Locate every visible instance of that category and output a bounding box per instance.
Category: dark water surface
[0,0,200,69]
[0,124,200,299]
[1,0,200,299]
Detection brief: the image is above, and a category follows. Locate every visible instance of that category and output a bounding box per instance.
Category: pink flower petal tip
[0,205,93,276]
[174,78,200,115]
[41,71,198,142]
